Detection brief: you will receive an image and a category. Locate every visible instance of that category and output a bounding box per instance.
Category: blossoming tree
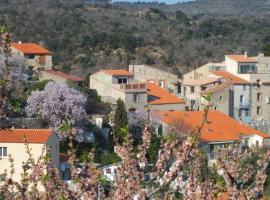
[26,81,87,139]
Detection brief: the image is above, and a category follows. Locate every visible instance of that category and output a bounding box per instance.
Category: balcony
[119,83,147,93]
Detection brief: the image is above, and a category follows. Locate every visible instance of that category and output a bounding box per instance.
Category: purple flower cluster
[26,82,86,139]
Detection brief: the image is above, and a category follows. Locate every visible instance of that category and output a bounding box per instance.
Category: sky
[112,0,193,4]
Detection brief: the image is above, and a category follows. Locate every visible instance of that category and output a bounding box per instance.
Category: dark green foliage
[113,98,128,143]
[114,98,128,129]
[175,10,188,25]
[100,151,121,166]
[85,90,111,115]
[146,134,161,164]
[2,0,270,75]
[28,80,52,95]
[262,43,270,56]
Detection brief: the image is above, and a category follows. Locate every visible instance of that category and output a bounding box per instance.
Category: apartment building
[129,64,182,95]
[11,42,52,70]
[89,69,148,111]
[159,110,270,161]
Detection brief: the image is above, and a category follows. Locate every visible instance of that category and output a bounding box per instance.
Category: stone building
[129,65,182,95]
[11,42,52,70]
[89,69,148,111]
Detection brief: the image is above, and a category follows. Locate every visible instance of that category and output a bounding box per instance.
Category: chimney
[244,51,248,58]
[18,41,22,44]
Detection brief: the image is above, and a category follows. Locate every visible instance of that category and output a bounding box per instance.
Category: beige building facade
[0,129,59,190]
[89,69,148,111]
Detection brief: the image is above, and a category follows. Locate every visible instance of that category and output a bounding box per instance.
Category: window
[257,93,262,102]
[190,86,195,93]
[257,106,261,115]
[201,86,207,91]
[177,83,181,94]
[0,174,6,181]
[238,64,257,74]
[0,147,7,157]
[25,54,35,59]
[39,55,46,65]
[219,96,223,101]
[118,78,127,84]
[243,85,246,91]
[183,87,186,97]
[133,94,139,103]
[159,80,164,88]
[240,95,244,105]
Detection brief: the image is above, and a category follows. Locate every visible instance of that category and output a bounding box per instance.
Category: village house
[0,129,59,188]
[159,110,270,162]
[89,69,148,111]
[129,64,182,95]
[11,42,52,70]
[40,69,84,86]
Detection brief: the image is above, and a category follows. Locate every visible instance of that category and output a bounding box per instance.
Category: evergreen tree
[114,98,128,129]
[113,98,128,143]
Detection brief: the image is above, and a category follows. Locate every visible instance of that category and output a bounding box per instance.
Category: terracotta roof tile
[211,70,249,84]
[159,111,269,142]
[147,83,185,105]
[0,129,53,143]
[227,55,257,63]
[201,82,231,95]
[42,70,84,82]
[102,69,133,76]
[11,43,51,55]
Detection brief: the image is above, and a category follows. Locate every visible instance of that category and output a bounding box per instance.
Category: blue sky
[113,0,193,4]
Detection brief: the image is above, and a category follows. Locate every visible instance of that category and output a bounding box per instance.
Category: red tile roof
[0,129,53,143]
[102,69,133,76]
[147,83,185,105]
[42,70,84,82]
[159,111,269,142]
[11,43,51,55]
[227,55,257,63]
[201,82,231,95]
[211,70,249,84]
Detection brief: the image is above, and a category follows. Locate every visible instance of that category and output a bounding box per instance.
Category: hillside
[1,0,270,78]
[164,0,270,16]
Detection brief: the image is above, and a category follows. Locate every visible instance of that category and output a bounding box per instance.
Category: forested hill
[163,0,270,16]
[1,0,270,78]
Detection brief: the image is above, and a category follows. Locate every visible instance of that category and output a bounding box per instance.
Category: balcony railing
[120,83,146,92]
